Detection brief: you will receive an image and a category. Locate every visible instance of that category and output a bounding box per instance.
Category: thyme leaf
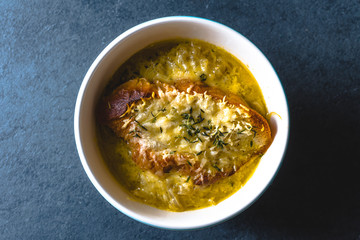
[194,113,204,124]
[213,165,221,172]
[151,112,157,123]
[134,120,147,131]
[201,132,209,137]
[196,151,204,156]
[181,113,190,119]
[251,129,257,138]
[200,73,207,82]
[218,139,228,148]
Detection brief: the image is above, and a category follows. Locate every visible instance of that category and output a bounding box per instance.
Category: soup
[96,39,270,211]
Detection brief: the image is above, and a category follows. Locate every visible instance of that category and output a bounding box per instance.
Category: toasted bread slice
[98,78,272,185]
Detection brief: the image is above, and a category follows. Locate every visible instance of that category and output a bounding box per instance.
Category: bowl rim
[74,16,289,230]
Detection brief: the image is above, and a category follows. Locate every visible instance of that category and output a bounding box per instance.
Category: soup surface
[97,39,269,211]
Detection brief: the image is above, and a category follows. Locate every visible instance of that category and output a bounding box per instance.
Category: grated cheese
[130,87,256,172]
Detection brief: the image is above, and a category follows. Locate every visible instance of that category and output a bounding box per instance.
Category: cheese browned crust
[98,78,272,185]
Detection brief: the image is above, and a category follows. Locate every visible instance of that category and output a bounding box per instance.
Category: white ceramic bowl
[74,16,289,229]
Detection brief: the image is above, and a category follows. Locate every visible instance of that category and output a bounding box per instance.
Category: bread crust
[98,78,272,185]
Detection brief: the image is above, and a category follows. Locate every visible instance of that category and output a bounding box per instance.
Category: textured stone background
[1,0,359,239]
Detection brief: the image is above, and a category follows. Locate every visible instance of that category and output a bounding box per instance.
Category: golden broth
[97,39,268,211]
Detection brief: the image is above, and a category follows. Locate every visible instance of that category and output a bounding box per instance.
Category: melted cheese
[126,87,256,175]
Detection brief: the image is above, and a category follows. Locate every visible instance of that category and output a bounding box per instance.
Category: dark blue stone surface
[1,0,359,239]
